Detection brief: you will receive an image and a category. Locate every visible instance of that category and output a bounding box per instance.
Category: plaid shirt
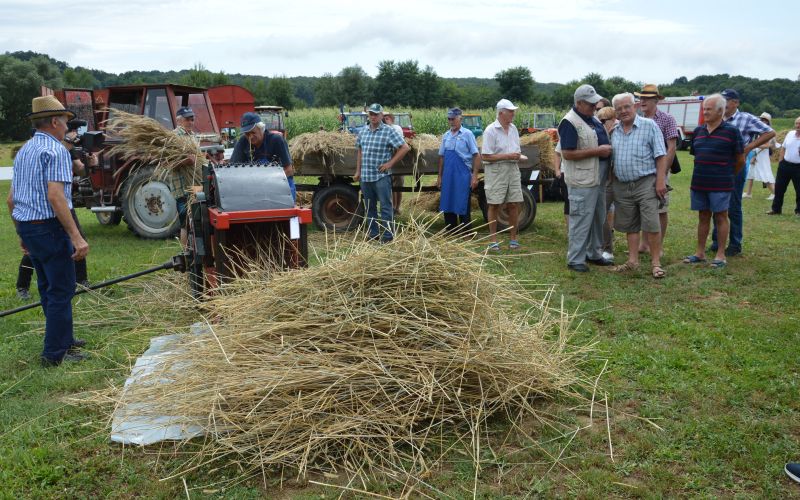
[356,123,405,182]
[725,110,772,147]
[611,115,667,182]
[651,109,679,144]
[12,131,73,221]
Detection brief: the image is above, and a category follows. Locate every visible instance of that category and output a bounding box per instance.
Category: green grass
[0,141,24,165]
[1,151,799,498]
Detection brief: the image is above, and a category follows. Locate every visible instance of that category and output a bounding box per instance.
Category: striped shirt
[610,115,667,182]
[690,122,744,192]
[356,123,405,182]
[725,110,772,146]
[11,131,73,221]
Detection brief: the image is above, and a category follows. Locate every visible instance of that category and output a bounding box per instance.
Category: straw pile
[105,109,203,186]
[520,131,556,178]
[101,222,590,493]
[288,131,356,172]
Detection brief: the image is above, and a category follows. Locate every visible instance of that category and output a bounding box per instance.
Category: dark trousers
[17,209,88,289]
[712,162,747,252]
[443,205,471,233]
[771,160,800,214]
[17,219,77,362]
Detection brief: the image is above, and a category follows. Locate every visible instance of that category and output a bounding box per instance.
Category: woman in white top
[744,112,776,199]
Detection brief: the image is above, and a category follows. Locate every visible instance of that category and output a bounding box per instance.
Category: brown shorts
[612,175,661,233]
[484,161,523,205]
[391,175,405,188]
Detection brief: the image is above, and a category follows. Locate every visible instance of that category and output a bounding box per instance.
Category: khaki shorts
[484,161,523,205]
[612,175,661,233]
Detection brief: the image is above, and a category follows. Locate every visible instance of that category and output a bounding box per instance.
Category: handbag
[670,155,681,174]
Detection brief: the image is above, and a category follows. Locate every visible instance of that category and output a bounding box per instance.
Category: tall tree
[314,73,339,107]
[337,65,371,107]
[0,56,45,140]
[264,76,295,109]
[495,67,534,104]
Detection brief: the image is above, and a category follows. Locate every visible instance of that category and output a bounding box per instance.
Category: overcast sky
[1,0,797,84]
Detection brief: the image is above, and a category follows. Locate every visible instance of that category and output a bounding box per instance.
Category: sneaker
[766,194,775,201]
[41,351,89,368]
[742,193,752,199]
[17,288,31,300]
[601,251,614,261]
[786,463,800,484]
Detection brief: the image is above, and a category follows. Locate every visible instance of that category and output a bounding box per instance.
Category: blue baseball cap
[447,107,463,118]
[721,89,740,101]
[176,106,194,118]
[240,112,261,133]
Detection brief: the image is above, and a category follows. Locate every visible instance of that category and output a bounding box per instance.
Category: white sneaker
[601,251,614,261]
[767,194,775,200]
[742,193,752,199]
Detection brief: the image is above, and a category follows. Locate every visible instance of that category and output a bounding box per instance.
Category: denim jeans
[17,219,76,362]
[360,175,394,240]
[712,159,749,252]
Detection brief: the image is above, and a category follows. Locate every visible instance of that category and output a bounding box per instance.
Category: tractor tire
[120,165,180,239]
[478,183,536,232]
[312,184,363,232]
[95,211,122,226]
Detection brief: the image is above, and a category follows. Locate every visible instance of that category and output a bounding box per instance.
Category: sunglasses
[600,119,610,124]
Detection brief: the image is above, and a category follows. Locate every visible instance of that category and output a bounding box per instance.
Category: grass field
[1,151,799,498]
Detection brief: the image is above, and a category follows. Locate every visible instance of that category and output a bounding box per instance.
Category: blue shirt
[438,126,479,167]
[230,132,292,167]
[690,122,744,192]
[558,106,610,150]
[725,110,772,146]
[12,131,73,221]
[356,123,405,182]
[610,115,667,182]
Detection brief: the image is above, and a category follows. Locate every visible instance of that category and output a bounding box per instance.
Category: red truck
[656,95,705,150]
[45,84,224,239]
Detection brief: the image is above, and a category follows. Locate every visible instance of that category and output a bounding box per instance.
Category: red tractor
[46,84,224,239]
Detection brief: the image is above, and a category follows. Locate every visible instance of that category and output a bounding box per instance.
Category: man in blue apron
[437,108,480,232]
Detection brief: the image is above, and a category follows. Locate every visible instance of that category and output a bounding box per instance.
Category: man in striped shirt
[6,96,90,367]
[684,94,744,269]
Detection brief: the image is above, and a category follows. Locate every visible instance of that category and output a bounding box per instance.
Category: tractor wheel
[95,211,122,226]
[312,184,363,231]
[478,183,537,232]
[120,165,180,239]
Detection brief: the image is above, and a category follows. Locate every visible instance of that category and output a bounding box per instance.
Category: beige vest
[560,109,600,188]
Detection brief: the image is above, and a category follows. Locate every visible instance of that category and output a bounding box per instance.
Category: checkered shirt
[725,110,773,146]
[356,123,405,182]
[651,109,679,144]
[12,131,73,221]
[611,115,667,182]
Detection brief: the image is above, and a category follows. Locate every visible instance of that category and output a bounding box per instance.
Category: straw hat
[28,96,75,120]
[634,83,664,100]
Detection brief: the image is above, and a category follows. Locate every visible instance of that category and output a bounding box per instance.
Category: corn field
[285,106,566,139]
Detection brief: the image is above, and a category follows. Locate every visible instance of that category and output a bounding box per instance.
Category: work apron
[439,149,472,215]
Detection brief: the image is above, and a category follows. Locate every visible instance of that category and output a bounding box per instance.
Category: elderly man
[231,111,296,201]
[558,84,614,272]
[7,96,90,366]
[437,107,480,233]
[769,116,800,216]
[170,106,198,246]
[355,103,410,242]
[482,99,523,251]
[635,84,679,255]
[709,89,775,257]
[174,106,195,136]
[682,94,744,269]
[609,92,668,278]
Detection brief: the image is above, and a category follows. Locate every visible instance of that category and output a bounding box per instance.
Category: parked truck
[656,95,705,150]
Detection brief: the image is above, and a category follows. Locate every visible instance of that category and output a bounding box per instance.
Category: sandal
[487,242,501,252]
[710,259,727,269]
[610,261,640,273]
[509,240,521,250]
[682,255,706,264]
[652,266,666,279]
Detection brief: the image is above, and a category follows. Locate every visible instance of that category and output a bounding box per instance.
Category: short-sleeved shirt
[355,122,405,182]
[557,106,610,151]
[783,131,800,163]
[725,110,773,147]
[438,126,479,167]
[230,132,292,167]
[690,122,744,192]
[610,115,667,182]
[481,120,521,155]
[12,131,73,221]
[650,109,679,145]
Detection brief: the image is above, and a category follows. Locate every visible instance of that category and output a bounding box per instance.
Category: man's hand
[71,235,89,261]
[354,171,361,182]
[470,174,478,190]
[19,238,28,255]
[436,175,442,189]
[506,152,521,161]
[597,144,612,156]
[655,178,668,199]
[378,162,392,173]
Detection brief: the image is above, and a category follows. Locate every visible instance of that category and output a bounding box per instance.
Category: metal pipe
[90,206,120,213]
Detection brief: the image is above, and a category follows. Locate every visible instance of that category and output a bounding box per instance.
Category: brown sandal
[652,266,666,279]
[611,261,640,272]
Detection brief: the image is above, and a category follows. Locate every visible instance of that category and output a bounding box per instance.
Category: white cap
[496,98,518,111]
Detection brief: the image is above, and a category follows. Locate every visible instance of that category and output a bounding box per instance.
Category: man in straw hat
[708,89,775,257]
[481,98,524,251]
[634,83,679,257]
[557,84,614,271]
[6,95,90,367]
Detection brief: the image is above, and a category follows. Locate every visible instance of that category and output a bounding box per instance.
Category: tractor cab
[255,105,287,137]
[340,112,368,135]
[461,114,484,138]
[393,112,416,138]
[519,112,557,135]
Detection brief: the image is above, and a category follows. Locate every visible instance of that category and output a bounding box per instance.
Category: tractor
[255,105,288,137]
[461,114,484,138]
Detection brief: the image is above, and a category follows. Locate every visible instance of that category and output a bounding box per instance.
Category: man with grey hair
[557,84,614,272]
[231,111,296,201]
[609,92,668,278]
[481,98,523,251]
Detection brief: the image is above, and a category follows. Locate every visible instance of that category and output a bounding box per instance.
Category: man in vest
[558,84,614,272]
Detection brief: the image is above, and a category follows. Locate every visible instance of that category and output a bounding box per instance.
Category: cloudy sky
[1,0,797,84]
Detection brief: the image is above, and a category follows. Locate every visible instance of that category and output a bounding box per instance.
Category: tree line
[2,50,800,141]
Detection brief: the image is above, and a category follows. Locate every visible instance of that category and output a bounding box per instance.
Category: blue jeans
[17,219,76,362]
[361,176,394,240]
[712,158,749,252]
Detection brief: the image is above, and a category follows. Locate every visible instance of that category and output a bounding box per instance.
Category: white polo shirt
[783,131,800,163]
